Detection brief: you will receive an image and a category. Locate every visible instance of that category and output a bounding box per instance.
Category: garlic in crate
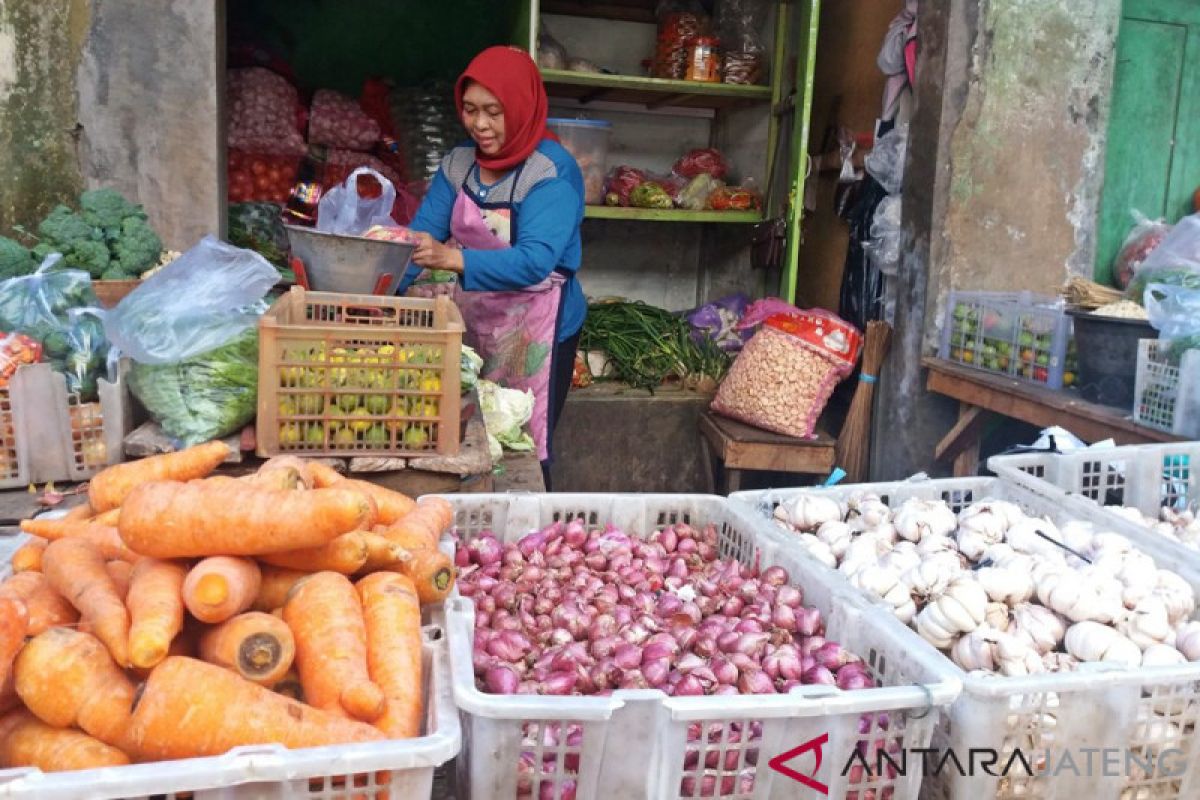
[915,576,989,649]
[1065,620,1142,667]
[1141,643,1187,667]
[846,492,891,529]
[1009,603,1067,655]
[892,497,958,542]
[773,494,842,532]
[1036,568,1124,624]
[1175,621,1200,660]
[849,564,917,623]
[975,565,1035,605]
[1115,596,1174,650]
[814,520,855,559]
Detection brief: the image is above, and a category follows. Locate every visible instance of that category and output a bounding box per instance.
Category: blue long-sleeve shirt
[401,140,586,341]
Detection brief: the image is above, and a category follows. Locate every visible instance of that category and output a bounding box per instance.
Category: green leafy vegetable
[127,328,259,445]
[630,182,673,209]
[0,236,36,279]
[461,345,483,394]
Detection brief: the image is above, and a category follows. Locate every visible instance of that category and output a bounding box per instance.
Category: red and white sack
[712,311,863,438]
[226,68,306,156]
[308,89,381,151]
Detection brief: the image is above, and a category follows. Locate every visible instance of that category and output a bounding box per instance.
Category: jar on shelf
[685,35,722,83]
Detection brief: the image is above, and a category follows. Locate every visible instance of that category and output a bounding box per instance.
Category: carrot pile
[0,442,456,774]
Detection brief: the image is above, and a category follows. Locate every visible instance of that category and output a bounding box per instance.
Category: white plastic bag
[103,235,279,365]
[1127,212,1200,298]
[865,124,908,195]
[316,167,397,236]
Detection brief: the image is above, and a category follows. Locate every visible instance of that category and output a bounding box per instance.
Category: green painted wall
[228,0,524,93]
[0,0,89,234]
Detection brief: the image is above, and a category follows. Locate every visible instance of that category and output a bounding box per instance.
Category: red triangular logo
[767,733,830,795]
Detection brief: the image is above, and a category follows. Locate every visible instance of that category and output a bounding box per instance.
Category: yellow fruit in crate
[365,424,388,445]
[279,423,302,445]
[420,373,442,393]
[301,368,326,389]
[422,399,440,418]
[403,426,430,447]
[297,394,324,415]
[278,397,297,417]
[82,439,107,468]
[367,369,390,389]
[348,407,374,434]
[305,425,325,445]
[336,394,362,413]
[333,426,357,446]
[379,345,396,357]
[365,394,390,415]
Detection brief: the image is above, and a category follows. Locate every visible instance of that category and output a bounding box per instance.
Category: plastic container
[444,493,961,800]
[7,361,130,484]
[283,224,415,295]
[1067,307,1156,408]
[0,595,460,799]
[938,291,1074,389]
[546,118,611,205]
[731,477,1200,800]
[1134,339,1200,437]
[0,388,28,489]
[990,443,1200,573]
[256,286,464,459]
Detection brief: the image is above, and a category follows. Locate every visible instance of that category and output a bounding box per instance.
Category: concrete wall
[0,0,223,248]
[927,0,1120,340]
[77,0,223,249]
[0,0,89,233]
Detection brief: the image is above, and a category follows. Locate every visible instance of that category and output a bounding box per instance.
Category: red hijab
[455,46,555,171]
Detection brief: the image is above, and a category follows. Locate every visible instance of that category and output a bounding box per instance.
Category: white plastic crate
[989,444,1200,590]
[0,601,460,799]
[444,493,961,800]
[731,477,1200,800]
[8,361,131,484]
[1134,340,1200,437]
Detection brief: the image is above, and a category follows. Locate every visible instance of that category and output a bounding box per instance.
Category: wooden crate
[256,286,465,458]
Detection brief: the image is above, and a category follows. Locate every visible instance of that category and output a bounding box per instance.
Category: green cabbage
[128,328,258,445]
[478,379,534,461]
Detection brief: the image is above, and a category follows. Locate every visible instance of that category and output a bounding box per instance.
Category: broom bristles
[837,321,893,483]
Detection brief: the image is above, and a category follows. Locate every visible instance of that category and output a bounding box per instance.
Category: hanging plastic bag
[863,194,903,276]
[1127,212,1200,300]
[864,124,908,195]
[103,235,279,365]
[1112,211,1171,290]
[316,167,398,236]
[61,308,111,400]
[685,293,751,351]
[0,254,98,337]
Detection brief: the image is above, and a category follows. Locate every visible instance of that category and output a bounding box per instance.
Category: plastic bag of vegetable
[60,308,111,401]
[685,293,750,351]
[127,327,259,446]
[228,202,291,268]
[103,236,279,365]
[674,173,724,211]
[630,181,674,209]
[1127,212,1200,300]
[478,379,534,461]
[1112,211,1171,290]
[603,166,647,207]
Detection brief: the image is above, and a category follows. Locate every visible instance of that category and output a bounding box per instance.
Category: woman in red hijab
[400,46,586,489]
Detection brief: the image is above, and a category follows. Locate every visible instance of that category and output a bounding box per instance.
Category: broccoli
[113,216,162,275]
[0,236,35,279]
[100,265,130,281]
[64,240,112,278]
[80,188,145,231]
[37,205,100,250]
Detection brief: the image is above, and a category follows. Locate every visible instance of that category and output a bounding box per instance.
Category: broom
[836,320,893,483]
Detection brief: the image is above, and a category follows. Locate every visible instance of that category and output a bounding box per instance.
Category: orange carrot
[358,572,423,738]
[198,611,295,686]
[127,558,187,669]
[306,461,345,488]
[0,674,17,716]
[242,465,305,491]
[106,560,133,601]
[0,572,78,634]
[130,622,198,682]
[399,547,456,605]
[273,668,305,702]
[360,531,412,572]
[259,531,370,574]
[14,627,136,749]
[92,508,121,527]
[11,538,46,573]
[118,481,373,557]
[382,497,454,552]
[125,656,384,759]
[0,597,28,689]
[88,440,231,512]
[42,538,130,666]
[183,557,261,623]
[283,572,384,722]
[258,456,317,488]
[0,709,130,771]
[18,519,139,562]
[253,565,308,612]
[62,503,94,521]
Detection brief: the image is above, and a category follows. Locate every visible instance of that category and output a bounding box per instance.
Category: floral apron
[450,165,565,460]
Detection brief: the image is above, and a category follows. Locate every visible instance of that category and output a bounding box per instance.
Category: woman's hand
[412,233,464,273]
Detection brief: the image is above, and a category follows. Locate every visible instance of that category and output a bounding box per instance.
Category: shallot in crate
[445,493,960,800]
[732,478,1200,799]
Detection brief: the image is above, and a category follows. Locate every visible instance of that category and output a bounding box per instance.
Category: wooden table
[924,357,1183,476]
[698,411,836,493]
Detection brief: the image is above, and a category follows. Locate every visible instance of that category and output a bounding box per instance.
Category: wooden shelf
[584,206,763,223]
[541,68,772,110]
[540,0,656,24]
